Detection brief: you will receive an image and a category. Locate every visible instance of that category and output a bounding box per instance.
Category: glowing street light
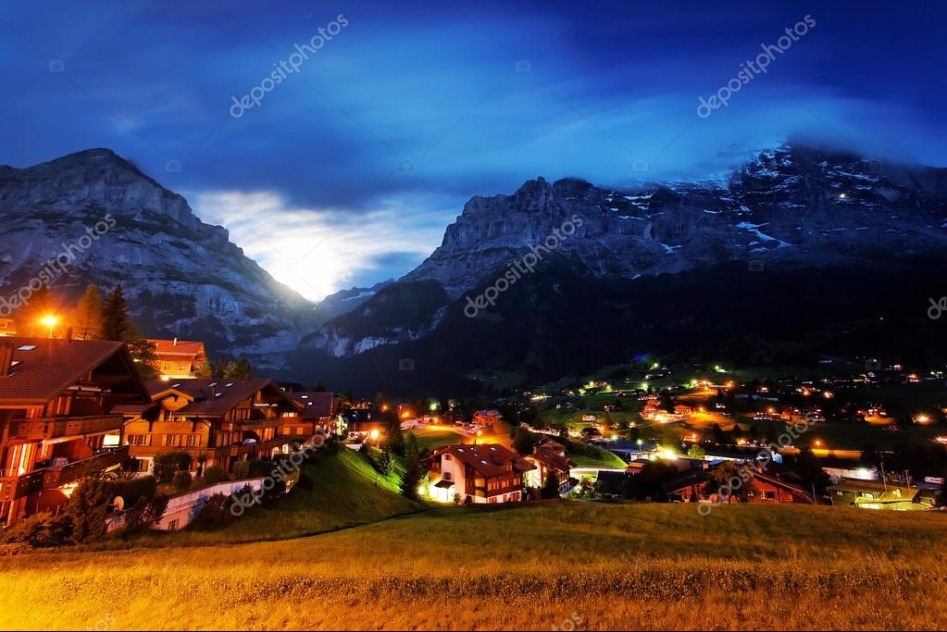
[369,429,380,441]
[40,315,58,338]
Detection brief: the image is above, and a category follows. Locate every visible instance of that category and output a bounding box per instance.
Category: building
[664,463,814,505]
[119,378,302,476]
[827,479,935,510]
[0,338,150,525]
[285,390,339,434]
[148,338,207,379]
[472,409,501,426]
[524,438,575,493]
[0,318,16,337]
[421,444,535,504]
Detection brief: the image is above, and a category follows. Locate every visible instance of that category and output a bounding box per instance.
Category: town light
[40,315,57,338]
[369,429,380,441]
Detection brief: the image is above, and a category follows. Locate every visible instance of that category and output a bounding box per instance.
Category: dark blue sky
[1,1,944,299]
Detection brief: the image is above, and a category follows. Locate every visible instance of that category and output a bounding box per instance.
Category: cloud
[191,190,453,301]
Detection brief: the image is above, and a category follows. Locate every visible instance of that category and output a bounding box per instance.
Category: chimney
[173,337,178,347]
[0,342,13,377]
[66,327,73,343]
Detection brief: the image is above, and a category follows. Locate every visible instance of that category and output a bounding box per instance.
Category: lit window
[16,345,36,351]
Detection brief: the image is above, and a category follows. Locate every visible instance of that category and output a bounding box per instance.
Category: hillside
[2,504,945,630]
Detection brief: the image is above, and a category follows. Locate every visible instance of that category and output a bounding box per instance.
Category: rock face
[307,142,947,368]
[0,148,318,355]
[404,143,947,298]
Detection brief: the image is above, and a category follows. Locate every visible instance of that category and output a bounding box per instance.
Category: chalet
[0,338,150,525]
[119,378,302,476]
[664,463,814,505]
[524,440,574,493]
[285,391,339,434]
[827,479,935,511]
[421,444,535,504]
[148,338,206,379]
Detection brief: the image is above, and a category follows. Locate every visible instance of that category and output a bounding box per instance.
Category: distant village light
[40,315,58,338]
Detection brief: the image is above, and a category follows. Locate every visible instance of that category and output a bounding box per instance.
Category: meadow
[2,500,946,630]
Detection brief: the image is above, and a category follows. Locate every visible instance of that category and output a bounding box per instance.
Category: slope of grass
[94,448,421,549]
[3,503,946,630]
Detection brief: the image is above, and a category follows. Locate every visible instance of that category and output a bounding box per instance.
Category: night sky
[1,1,944,300]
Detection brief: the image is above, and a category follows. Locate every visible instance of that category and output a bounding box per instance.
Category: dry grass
[1,503,946,630]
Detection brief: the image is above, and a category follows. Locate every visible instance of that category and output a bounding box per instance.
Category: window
[167,519,179,531]
[16,345,36,351]
[443,472,452,481]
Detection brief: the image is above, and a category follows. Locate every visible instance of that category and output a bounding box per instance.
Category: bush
[233,460,251,479]
[172,471,192,492]
[202,465,229,485]
[111,476,158,506]
[123,494,168,535]
[153,451,192,484]
[297,471,315,491]
[0,513,73,548]
[190,493,236,529]
[65,479,111,544]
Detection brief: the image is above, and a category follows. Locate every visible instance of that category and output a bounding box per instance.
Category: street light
[40,315,57,339]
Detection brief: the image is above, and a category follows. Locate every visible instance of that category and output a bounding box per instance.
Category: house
[148,338,206,379]
[119,378,302,476]
[421,444,535,504]
[0,318,16,337]
[827,479,935,510]
[819,457,877,483]
[339,407,385,437]
[664,463,814,505]
[524,442,574,493]
[472,409,501,426]
[0,338,151,525]
[285,391,338,434]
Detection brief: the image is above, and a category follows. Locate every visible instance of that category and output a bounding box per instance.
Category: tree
[172,471,192,492]
[202,465,229,484]
[223,356,252,379]
[123,494,168,535]
[152,450,192,484]
[702,462,757,503]
[71,283,103,340]
[313,380,328,392]
[384,410,405,456]
[687,444,706,460]
[513,427,536,456]
[65,478,111,543]
[101,285,133,341]
[541,471,560,499]
[126,337,159,380]
[400,433,421,500]
[195,358,213,378]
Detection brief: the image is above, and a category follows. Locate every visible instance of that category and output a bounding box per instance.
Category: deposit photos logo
[230,14,349,118]
[697,14,816,118]
[0,214,116,318]
[464,214,583,318]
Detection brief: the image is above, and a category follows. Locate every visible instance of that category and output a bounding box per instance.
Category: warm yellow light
[369,429,380,441]
[40,315,58,328]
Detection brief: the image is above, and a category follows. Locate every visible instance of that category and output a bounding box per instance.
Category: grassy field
[2,502,946,630]
[90,448,421,550]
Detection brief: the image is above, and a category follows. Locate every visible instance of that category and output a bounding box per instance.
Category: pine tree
[400,433,421,500]
[542,471,561,499]
[101,285,132,341]
[71,283,103,340]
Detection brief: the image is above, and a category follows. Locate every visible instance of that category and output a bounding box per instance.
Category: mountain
[311,280,394,323]
[297,142,947,394]
[0,148,318,355]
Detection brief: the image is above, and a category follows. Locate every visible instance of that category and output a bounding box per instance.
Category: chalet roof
[827,478,920,499]
[423,444,535,478]
[144,377,298,416]
[147,339,205,357]
[527,448,574,473]
[0,337,146,403]
[287,391,337,419]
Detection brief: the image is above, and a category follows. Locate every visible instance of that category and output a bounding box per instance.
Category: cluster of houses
[0,336,337,526]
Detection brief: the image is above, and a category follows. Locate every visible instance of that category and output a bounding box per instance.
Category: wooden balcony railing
[0,446,129,502]
[8,415,124,440]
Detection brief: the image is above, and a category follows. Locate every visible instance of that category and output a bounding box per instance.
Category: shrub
[153,451,191,484]
[297,471,315,491]
[123,494,169,535]
[191,493,236,529]
[233,460,251,479]
[202,465,229,485]
[172,471,192,492]
[0,513,73,548]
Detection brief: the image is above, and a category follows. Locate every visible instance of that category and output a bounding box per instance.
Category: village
[1,303,945,537]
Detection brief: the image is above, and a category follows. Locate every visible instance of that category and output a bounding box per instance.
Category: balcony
[0,446,129,502]
[8,415,123,441]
